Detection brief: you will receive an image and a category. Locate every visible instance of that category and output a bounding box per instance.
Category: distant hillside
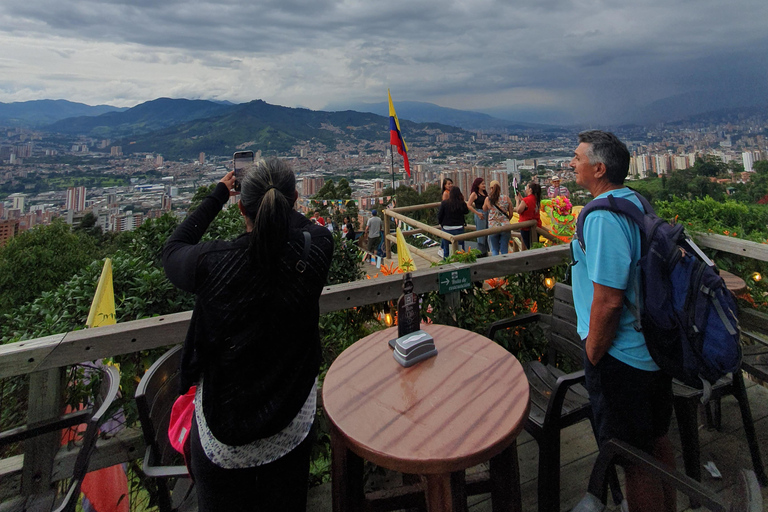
[326,100,552,132]
[47,98,235,138]
[0,99,124,127]
[629,90,768,125]
[115,100,466,160]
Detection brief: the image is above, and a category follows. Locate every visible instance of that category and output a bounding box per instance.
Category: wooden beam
[385,210,448,241]
[1,246,571,379]
[0,428,145,483]
[384,234,441,264]
[21,368,64,496]
[0,312,191,380]
[390,202,441,214]
[452,220,538,242]
[741,309,768,336]
[693,233,768,262]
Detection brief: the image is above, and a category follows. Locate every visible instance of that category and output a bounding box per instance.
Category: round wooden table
[322,324,531,512]
[719,270,747,295]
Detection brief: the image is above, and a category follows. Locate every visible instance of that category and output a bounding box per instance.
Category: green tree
[692,155,727,177]
[0,220,99,316]
[189,183,217,211]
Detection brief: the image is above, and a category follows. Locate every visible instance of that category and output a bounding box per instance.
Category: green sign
[438,268,472,294]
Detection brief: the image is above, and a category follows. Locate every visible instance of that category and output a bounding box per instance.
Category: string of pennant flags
[315,196,394,208]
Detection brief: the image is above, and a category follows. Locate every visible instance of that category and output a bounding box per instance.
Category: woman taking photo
[437,186,468,258]
[163,159,333,512]
[441,177,454,201]
[467,177,488,255]
[514,181,542,250]
[483,180,512,255]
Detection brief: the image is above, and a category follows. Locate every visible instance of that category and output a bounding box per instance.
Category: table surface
[322,324,530,475]
[720,269,747,295]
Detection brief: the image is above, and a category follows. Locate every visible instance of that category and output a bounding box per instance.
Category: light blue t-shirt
[570,187,659,371]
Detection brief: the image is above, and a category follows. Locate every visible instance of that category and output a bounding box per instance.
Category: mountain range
[324,100,555,132]
[40,99,465,160]
[0,99,125,127]
[2,95,766,161]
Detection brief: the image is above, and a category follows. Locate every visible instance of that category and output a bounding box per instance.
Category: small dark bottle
[397,272,421,338]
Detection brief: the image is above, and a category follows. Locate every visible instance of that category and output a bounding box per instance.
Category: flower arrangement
[539,196,576,240]
[551,195,572,217]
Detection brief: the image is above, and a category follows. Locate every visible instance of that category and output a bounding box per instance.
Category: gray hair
[577,130,630,185]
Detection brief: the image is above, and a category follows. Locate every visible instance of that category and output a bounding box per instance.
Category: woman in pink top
[483,180,512,255]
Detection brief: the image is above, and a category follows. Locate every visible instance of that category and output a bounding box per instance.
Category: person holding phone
[163,159,333,512]
[515,181,542,250]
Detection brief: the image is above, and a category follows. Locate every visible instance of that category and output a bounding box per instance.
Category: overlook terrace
[1,233,768,510]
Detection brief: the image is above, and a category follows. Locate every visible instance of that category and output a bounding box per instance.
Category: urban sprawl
[1,111,766,246]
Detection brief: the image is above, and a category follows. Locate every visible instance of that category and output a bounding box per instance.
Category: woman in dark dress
[437,186,469,258]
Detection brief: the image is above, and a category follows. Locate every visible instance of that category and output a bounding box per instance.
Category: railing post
[21,368,65,497]
[445,291,460,325]
[384,211,391,259]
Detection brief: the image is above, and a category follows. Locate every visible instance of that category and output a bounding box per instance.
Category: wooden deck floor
[306,377,768,511]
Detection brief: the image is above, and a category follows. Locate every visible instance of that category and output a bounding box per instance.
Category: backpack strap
[575,191,650,252]
[575,191,650,331]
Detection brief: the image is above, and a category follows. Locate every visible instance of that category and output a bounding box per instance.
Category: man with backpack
[570,130,676,512]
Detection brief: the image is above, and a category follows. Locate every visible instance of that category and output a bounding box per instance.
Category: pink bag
[168,385,196,470]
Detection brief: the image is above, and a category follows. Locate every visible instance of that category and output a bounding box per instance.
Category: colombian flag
[388,89,411,177]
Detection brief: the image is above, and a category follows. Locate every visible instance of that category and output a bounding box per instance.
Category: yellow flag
[396,227,416,273]
[86,258,116,328]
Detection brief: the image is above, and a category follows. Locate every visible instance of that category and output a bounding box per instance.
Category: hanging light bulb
[383,303,394,326]
[751,272,762,283]
[544,276,556,290]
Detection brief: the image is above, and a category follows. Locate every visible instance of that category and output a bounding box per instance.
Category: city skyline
[1,0,767,125]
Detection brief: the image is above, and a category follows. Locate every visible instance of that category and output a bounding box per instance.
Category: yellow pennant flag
[86,258,116,328]
[396,227,416,273]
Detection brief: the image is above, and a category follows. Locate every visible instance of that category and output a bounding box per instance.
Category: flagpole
[390,145,396,192]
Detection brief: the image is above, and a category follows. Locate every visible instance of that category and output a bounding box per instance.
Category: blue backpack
[576,191,741,401]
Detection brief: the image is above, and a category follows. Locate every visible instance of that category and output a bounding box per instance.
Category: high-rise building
[743,152,755,172]
[66,186,87,212]
[199,152,206,165]
[9,193,26,213]
[0,219,21,247]
[301,176,325,197]
[162,185,172,211]
[110,146,123,157]
[15,143,32,158]
[489,170,509,196]
[156,155,164,166]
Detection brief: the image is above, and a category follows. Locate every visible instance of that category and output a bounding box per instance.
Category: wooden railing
[0,244,572,490]
[1,232,767,493]
[381,202,548,261]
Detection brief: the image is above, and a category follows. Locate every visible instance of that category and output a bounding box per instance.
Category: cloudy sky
[1,0,766,124]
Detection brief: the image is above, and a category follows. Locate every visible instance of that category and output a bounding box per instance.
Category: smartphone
[232,151,255,192]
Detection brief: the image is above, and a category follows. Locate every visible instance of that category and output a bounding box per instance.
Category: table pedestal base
[331,430,522,512]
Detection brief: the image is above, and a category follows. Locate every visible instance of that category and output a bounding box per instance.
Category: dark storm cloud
[0,0,766,122]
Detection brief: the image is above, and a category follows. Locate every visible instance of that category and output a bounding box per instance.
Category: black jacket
[163,183,333,444]
[437,200,469,227]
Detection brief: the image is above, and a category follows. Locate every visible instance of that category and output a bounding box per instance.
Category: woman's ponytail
[239,158,296,267]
